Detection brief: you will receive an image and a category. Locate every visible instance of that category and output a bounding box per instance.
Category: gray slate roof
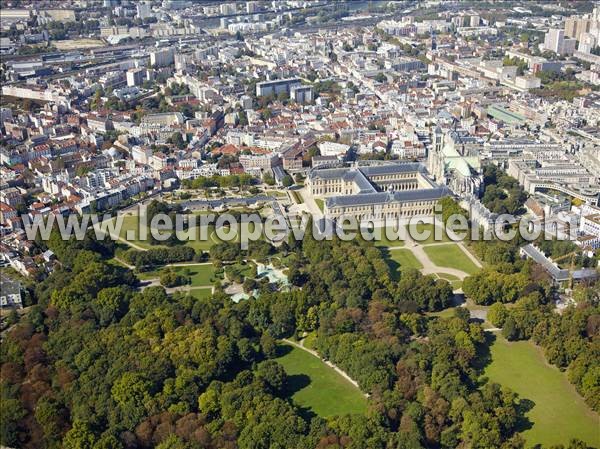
[326,187,452,208]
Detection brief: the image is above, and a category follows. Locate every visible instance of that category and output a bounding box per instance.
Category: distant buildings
[239,153,281,171]
[256,78,302,97]
[141,112,185,127]
[150,48,175,68]
[579,204,600,250]
[0,275,22,308]
[290,85,314,104]
[136,1,152,20]
[544,28,577,56]
[126,68,145,87]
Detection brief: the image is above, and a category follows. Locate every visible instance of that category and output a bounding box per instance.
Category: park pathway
[113,256,134,270]
[457,242,483,268]
[281,338,369,398]
[138,279,213,295]
[386,234,472,281]
[92,221,149,251]
[298,187,324,218]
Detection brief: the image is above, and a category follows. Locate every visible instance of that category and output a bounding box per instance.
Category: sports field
[484,334,599,447]
[275,343,367,418]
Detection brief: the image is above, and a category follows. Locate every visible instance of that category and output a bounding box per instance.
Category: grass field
[371,223,449,247]
[138,264,216,287]
[117,215,156,249]
[385,249,423,279]
[409,222,451,244]
[315,198,325,212]
[427,307,459,319]
[423,244,480,275]
[371,227,406,247]
[116,215,236,251]
[484,333,599,447]
[432,272,462,290]
[187,288,213,300]
[275,343,367,418]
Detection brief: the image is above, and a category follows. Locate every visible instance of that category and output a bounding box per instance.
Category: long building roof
[326,186,452,208]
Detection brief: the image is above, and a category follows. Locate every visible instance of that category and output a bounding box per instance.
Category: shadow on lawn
[475,332,535,434]
[515,398,535,433]
[473,330,495,373]
[284,374,316,421]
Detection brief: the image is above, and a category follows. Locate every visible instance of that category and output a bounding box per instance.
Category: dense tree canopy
[1,220,595,449]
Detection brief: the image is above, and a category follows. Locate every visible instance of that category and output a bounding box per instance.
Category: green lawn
[225,261,256,282]
[315,198,325,212]
[137,264,216,287]
[275,343,367,418]
[385,249,423,280]
[116,215,156,249]
[290,190,304,204]
[423,244,480,275]
[434,272,462,290]
[174,265,216,286]
[408,222,452,244]
[188,288,213,300]
[484,333,599,447]
[115,215,238,252]
[370,223,450,247]
[372,227,406,247]
[427,307,459,319]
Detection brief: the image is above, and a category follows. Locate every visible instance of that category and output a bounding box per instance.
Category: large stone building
[307,162,451,221]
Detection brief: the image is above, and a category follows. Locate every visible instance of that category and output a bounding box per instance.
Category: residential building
[256,78,301,97]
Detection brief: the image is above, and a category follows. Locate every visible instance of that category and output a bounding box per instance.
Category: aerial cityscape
[0,1,599,448]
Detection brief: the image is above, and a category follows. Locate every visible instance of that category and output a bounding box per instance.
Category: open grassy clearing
[187,288,213,300]
[371,227,406,247]
[116,215,157,249]
[423,244,480,275]
[137,264,216,287]
[409,222,452,244]
[384,249,423,280]
[427,307,459,319]
[432,272,462,289]
[483,333,599,447]
[115,215,242,252]
[275,343,367,418]
[371,223,449,247]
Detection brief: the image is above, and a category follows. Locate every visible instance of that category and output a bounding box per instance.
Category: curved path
[384,229,482,282]
[139,280,213,295]
[92,221,149,251]
[387,243,471,280]
[281,338,369,398]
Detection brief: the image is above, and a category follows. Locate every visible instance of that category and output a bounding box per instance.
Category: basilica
[427,126,484,197]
